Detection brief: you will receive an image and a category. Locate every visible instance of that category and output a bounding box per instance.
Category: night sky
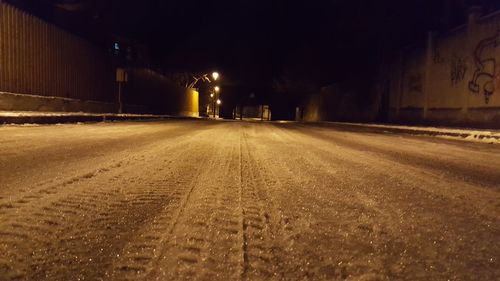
[6,0,500,103]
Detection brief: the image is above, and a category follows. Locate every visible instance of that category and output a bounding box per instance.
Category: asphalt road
[0,120,498,281]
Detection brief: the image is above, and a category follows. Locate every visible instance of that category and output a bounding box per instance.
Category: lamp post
[186,71,220,117]
[213,86,220,118]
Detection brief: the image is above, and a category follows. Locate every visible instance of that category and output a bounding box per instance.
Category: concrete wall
[302,84,379,123]
[0,91,118,113]
[380,7,500,128]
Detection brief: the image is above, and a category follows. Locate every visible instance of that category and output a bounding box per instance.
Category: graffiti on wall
[450,54,467,85]
[408,73,423,92]
[468,30,500,104]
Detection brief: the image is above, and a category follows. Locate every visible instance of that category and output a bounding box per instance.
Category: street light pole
[213,86,220,118]
[212,74,219,118]
[216,98,221,118]
[185,71,220,117]
[213,90,216,118]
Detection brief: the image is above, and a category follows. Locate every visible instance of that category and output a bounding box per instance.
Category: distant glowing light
[212,72,219,81]
[214,86,220,92]
[210,93,214,98]
[216,99,221,105]
[114,42,120,50]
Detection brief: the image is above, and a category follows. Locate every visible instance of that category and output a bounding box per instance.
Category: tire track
[2,121,497,280]
[251,123,499,280]
[0,122,216,215]
[253,125,421,279]
[239,131,285,281]
[108,159,212,280]
[0,127,216,281]
[149,124,244,280]
[0,122,220,218]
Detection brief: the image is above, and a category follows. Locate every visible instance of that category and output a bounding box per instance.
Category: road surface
[0,120,498,281]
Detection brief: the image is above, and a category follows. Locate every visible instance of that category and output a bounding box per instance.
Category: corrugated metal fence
[0,2,199,116]
[0,2,114,102]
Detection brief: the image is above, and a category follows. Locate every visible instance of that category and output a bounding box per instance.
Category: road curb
[315,121,500,143]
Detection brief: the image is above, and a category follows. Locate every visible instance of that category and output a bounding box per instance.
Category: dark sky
[7,0,500,97]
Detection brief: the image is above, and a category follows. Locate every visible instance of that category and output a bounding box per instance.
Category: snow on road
[0,120,498,280]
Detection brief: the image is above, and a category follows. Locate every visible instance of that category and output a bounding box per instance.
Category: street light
[185,71,220,117]
[187,71,220,88]
[211,86,222,118]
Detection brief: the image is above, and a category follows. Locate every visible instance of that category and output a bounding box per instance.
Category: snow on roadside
[328,122,500,144]
[0,110,163,118]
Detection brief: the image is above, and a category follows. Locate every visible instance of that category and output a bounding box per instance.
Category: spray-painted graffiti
[468,30,500,104]
[408,73,423,92]
[450,55,467,85]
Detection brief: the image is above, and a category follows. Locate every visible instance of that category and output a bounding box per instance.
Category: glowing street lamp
[212,86,222,118]
[185,71,221,117]
[187,71,220,88]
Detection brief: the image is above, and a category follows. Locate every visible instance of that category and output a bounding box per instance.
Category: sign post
[116,68,128,114]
